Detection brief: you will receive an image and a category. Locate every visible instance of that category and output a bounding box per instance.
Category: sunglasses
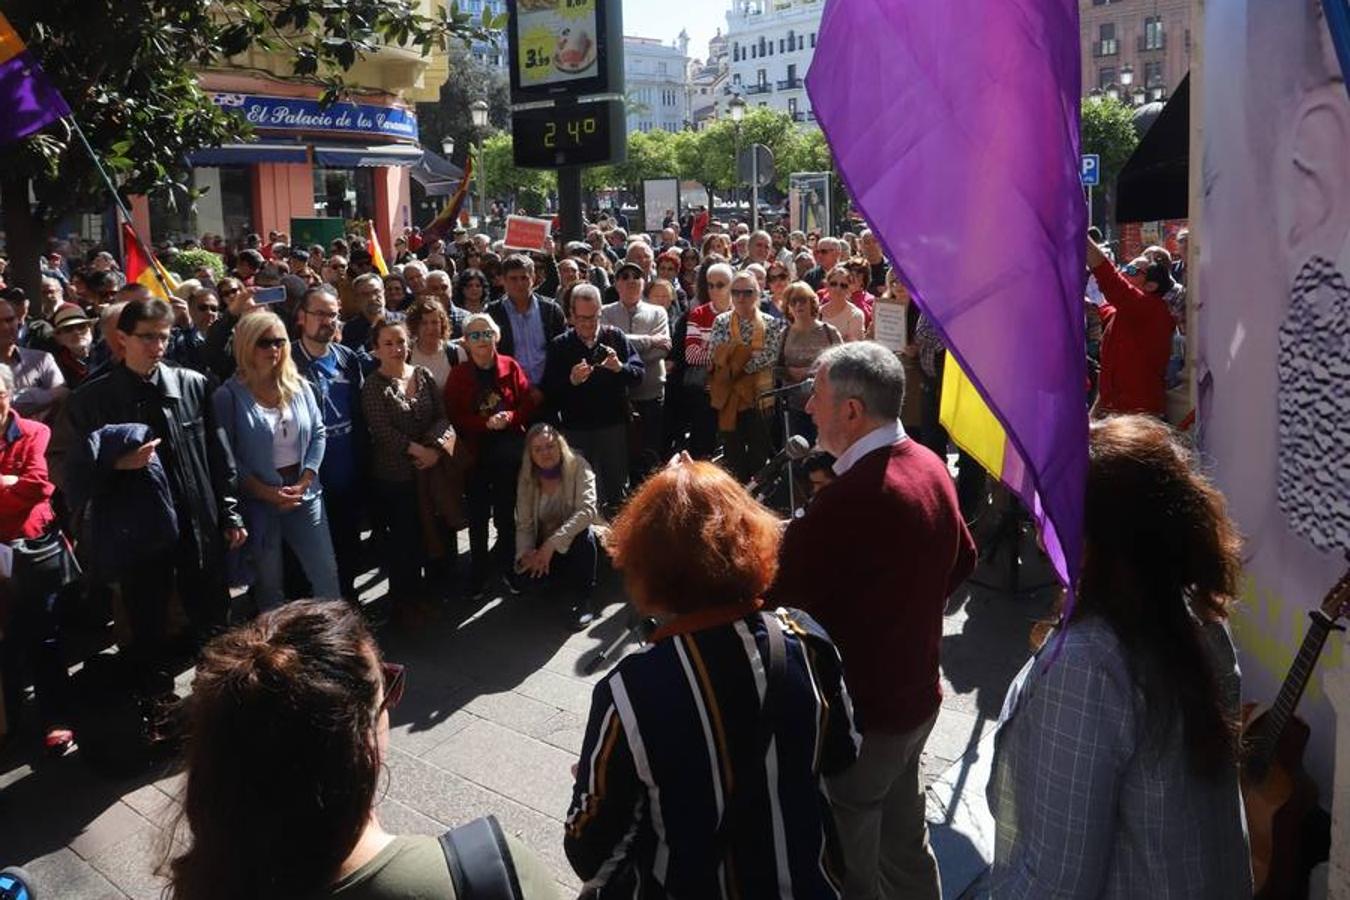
[768,273,789,282]
[220,287,240,298]
[378,662,405,715]
[196,304,220,313]
[256,337,288,349]
[465,330,496,342]
[1123,263,1142,276]
[731,288,759,298]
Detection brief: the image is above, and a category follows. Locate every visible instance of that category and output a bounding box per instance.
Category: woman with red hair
[564,460,859,898]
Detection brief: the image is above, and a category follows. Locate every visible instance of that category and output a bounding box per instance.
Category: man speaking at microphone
[771,341,975,900]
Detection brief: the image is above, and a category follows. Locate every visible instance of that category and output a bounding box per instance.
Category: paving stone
[68,801,152,862]
[421,718,575,821]
[514,668,598,717]
[15,846,127,899]
[530,710,588,757]
[376,796,447,836]
[119,783,177,830]
[85,823,169,900]
[459,687,563,736]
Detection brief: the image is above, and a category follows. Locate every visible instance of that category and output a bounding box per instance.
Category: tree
[1080,95,1140,232]
[415,39,511,171]
[0,0,496,297]
[480,132,555,212]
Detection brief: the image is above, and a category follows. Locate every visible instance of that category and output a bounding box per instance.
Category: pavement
[0,518,1056,899]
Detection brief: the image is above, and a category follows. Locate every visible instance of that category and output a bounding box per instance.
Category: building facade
[141,2,450,253]
[1080,0,1193,102]
[689,28,730,130]
[723,0,823,125]
[624,34,692,133]
[463,0,508,70]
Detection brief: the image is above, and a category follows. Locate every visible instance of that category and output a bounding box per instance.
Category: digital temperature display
[511,99,626,169]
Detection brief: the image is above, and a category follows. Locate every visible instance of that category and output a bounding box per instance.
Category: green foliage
[416,39,511,171]
[1,0,490,225]
[165,247,226,282]
[480,132,555,203]
[1080,95,1139,196]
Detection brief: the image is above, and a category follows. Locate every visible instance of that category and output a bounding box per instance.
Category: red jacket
[444,353,538,455]
[0,412,56,541]
[770,438,976,734]
[1093,260,1174,417]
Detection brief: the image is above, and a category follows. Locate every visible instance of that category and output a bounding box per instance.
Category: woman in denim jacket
[213,310,339,611]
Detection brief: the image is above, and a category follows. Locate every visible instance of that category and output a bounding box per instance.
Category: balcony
[744,83,772,95]
[1138,34,1166,52]
[777,77,803,90]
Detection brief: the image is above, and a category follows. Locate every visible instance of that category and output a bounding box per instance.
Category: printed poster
[515,0,599,88]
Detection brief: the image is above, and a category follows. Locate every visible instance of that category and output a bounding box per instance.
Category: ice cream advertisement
[515,0,598,88]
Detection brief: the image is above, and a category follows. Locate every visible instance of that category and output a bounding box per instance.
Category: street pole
[478,129,488,233]
[559,166,584,244]
[1086,184,1093,235]
[751,146,759,233]
[733,123,741,225]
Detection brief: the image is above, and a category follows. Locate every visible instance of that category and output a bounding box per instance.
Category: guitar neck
[1253,611,1336,770]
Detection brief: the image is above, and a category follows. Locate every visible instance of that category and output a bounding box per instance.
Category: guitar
[1242,561,1350,899]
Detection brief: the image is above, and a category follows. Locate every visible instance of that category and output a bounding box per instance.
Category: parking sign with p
[1081,154,1101,187]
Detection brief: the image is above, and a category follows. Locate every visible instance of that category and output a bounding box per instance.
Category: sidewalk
[0,530,1055,898]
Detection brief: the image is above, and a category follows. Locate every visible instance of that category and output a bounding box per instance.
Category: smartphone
[590,342,611,366]
[254,285,287,305]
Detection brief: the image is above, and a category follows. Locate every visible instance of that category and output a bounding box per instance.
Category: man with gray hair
[771,340,975,900]
[803,236,846,291]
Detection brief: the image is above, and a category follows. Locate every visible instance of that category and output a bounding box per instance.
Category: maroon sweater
[771,438,976,734]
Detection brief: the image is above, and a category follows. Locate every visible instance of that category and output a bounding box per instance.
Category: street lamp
[470,99,490,230]
[1132,86,1147,106]
[1106,85,1121,102]
[440,136,454,158]
[1119,65,1134,87]
[728,94,746,221]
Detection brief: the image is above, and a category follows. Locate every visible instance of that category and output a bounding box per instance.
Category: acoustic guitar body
[1242,704,1318,899]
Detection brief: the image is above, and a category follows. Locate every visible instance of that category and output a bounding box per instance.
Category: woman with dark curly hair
[565,460,859,898]
[452,267,490,315]
[988,415,1251,898]
[162,600,558,899]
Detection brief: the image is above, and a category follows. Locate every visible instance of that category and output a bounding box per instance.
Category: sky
[623,0,727,61]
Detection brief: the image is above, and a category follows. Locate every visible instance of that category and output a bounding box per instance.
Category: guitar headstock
[1319,556,1350,622]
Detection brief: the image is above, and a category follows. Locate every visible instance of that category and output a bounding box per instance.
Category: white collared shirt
[832,419,907,476]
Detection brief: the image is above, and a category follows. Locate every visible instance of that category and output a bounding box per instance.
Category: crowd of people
[0,212,1250,898]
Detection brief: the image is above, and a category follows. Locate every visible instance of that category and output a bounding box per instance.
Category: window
[787,29,795,50]
[751,45,757,58]
[1143,16,1165,50]
[1144,60,1163,87]
[1095,23,1117,56]
[810,32,817,47]
[757,68,767,87]
[733,43,740,62]
[759,36,767,55]
[1098,67,1116,89]
[779,38,785,53]
[788,97,798,116]
[658,62,667,74]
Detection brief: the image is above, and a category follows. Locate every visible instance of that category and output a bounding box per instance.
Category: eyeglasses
[572,313,599,323]
[220,287,240,298]
[768,273,789,282]
[256,337,288,349]
[465,330,496,342]
[731,288,759,298]
[196,304,220,313]
[130,332,171,345]
[303,308,339,320]
[378,662,406,715]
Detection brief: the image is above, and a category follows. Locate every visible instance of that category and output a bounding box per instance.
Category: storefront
[144,73,424,253]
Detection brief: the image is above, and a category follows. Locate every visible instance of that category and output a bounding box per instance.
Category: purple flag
[806,0,1087,591]
[0,12,71,145]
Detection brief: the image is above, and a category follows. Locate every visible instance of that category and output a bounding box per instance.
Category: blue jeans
[252,493,340,611]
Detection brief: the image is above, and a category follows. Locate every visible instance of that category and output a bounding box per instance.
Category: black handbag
[437,815,524,900]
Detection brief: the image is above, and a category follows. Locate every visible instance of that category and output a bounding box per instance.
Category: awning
[312,143,424,168]
[1115,73,1189,223]
[187,142,309,166]
[409,148,465,196]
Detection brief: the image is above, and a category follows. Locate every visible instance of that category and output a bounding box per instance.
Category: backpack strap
[437,815,524,900]
[713,610,788,856]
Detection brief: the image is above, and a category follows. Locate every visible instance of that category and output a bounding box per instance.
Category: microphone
[747,435,812,494]
[757,377,815,400]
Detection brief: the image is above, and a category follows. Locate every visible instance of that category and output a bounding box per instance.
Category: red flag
[423,153,473,241]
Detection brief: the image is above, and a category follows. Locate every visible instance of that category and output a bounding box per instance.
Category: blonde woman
[212,310,339,611]
[514,423,598,627]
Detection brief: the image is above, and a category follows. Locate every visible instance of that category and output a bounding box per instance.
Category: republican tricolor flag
[807,0,1088,598]
[0,11,70,144]
[121,223,179,300]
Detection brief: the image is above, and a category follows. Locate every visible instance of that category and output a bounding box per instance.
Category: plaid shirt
[913,313,946,380]
[987,616,1252,899]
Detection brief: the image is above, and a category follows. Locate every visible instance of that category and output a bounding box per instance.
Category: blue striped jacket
[565,606,860,898]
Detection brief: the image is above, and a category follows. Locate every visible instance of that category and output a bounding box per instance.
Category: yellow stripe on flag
[136,257,179,301]
[367,222,389,276]
[939,357,1004,479]
[0,13,28,67]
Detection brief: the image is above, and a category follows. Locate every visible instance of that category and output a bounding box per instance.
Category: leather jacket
[65,362,244,567]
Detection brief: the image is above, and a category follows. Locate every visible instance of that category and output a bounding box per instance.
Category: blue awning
[187,143,309,165]
[312,143,424,168]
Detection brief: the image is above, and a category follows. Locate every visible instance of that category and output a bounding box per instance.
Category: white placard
[872,299,908,353]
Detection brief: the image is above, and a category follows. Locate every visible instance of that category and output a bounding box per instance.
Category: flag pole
[65,115,177,300]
